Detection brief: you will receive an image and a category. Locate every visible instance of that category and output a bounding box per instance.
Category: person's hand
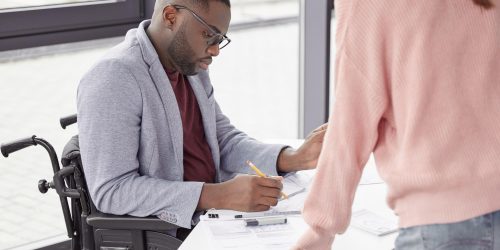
[293,228,335,250]
[219,175,283,212]
[278,123,327,172]
[295,123,328,168]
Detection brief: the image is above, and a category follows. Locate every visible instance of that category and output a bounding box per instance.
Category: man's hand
[278,123,328,173]
[197,175,283,211]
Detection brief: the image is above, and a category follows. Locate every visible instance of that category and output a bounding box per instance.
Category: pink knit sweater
[295,0,500,249]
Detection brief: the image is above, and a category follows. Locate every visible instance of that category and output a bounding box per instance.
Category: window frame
[0,0,155,51]
[299,0,333,137]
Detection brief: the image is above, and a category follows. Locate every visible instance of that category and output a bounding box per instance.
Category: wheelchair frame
[1,114,183,250]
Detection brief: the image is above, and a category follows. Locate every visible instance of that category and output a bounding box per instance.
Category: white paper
[350,209,398,236]
[200,173,310,249]
[204,219,297,250]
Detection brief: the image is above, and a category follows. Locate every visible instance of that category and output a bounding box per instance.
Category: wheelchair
[1,114,183,250]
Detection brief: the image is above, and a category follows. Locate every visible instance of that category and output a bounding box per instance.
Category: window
[0,0,153,51]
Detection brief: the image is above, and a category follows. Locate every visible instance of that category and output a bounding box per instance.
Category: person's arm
[295,55,388,249]
[78,59,203,229]
[294,5,389,249]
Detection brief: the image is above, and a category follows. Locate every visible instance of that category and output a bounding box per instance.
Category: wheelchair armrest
[87,211,179,231]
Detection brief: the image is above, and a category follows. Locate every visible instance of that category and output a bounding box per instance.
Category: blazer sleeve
[77,59,203,229]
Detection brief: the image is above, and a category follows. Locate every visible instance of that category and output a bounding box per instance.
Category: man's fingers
[312,123,328,133]
[312,127,327,136]
[308,127,327,142]
[253,204,270,212]
[256,177,283,189]
[270,175,284,181]
[258,196,279,207]
[259,187,282,199]
[307,123,328,140]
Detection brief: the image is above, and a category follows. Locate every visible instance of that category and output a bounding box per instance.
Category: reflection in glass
[0,0,111,10]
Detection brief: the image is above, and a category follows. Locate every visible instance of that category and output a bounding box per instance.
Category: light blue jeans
[395,210,500,250]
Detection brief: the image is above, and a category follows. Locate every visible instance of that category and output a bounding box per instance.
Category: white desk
[179,140,398,250]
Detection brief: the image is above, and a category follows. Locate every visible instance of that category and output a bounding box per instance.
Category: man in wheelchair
[77,0,326,243]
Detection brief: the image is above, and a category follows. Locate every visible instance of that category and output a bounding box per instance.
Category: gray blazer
[77,20,285,229]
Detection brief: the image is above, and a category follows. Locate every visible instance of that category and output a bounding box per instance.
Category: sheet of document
[271,171,312,211]
[199,173,309,249]
[350,209,398,236]
[199,165,394,250]
[203,219,299,250]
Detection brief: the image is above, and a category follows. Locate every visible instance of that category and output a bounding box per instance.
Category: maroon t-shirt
[165,69,216,183]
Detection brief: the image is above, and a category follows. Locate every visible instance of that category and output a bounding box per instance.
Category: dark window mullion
[0,0,142,39]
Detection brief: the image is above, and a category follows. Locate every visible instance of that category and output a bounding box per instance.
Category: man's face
[167,2,231,75]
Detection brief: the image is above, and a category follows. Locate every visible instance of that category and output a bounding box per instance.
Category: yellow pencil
[246,160,288,200]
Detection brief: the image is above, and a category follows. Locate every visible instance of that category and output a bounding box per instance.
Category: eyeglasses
[172,4,231,49]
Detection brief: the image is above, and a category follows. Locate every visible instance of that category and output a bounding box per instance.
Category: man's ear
[163,5,177,29]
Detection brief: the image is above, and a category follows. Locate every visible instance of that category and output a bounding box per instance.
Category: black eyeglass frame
[171,4,231,49]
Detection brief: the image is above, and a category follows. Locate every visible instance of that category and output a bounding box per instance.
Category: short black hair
[154,0,230,17]
[189,0,230,10]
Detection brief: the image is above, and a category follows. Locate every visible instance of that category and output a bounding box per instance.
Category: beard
[167,22,199,75]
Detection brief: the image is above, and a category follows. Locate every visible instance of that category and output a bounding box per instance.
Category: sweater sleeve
[293,0,390,247]
[294,48,389,249]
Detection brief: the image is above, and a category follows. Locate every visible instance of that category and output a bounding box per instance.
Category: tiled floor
[0,1,318,249]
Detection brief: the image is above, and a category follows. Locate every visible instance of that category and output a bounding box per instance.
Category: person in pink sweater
[294,0,499,249]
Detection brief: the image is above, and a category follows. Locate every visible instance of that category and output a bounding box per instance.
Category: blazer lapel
[136,20,184,173]
[188,75,221,182]
[150,65,184,169]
